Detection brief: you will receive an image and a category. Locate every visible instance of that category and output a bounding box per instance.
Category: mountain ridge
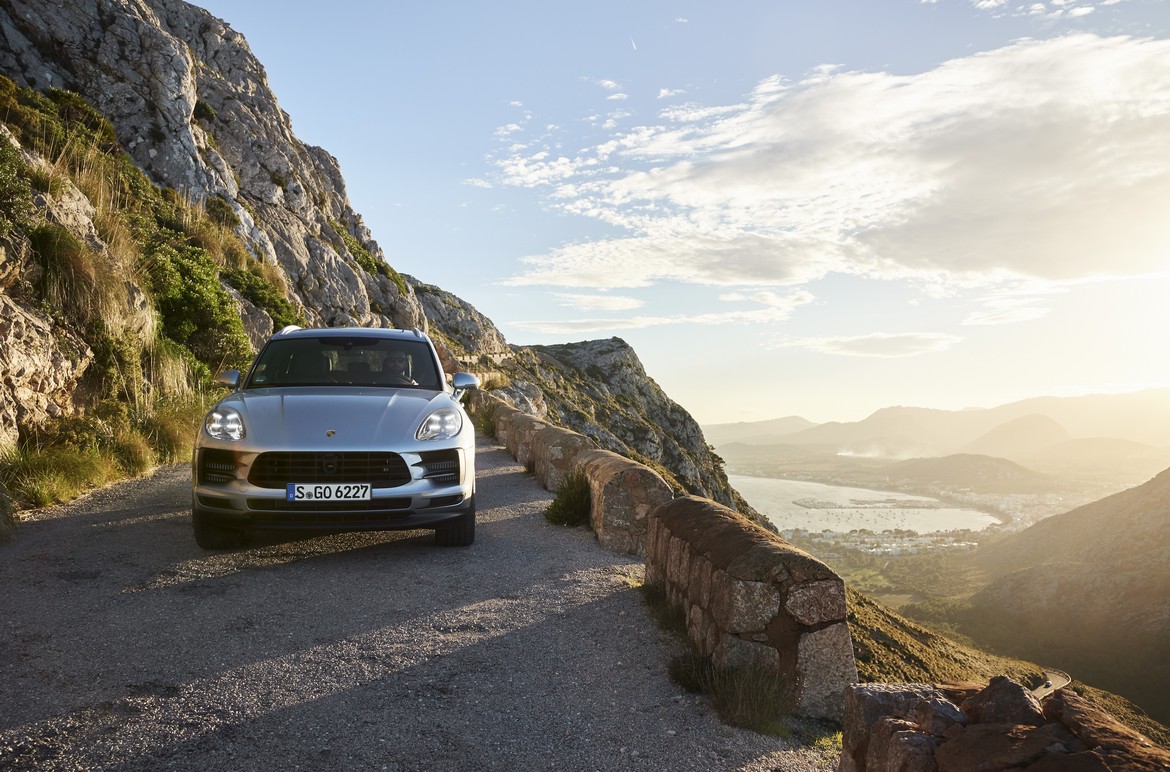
[706,389,1170,452]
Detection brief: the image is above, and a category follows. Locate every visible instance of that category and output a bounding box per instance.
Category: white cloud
[597,79,621,90]
[607,93,629,101]
[553,293,644,311]
[962,286,1058,325]
[963,306,1050,325]
[511,290,814,334]
[658,88,686,99]
[462,178,492,189]
[495,35,1170,294]
[784,332,962,358]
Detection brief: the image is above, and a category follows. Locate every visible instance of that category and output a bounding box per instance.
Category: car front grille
[247,452,412,489]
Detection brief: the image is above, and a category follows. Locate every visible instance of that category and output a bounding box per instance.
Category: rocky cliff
[0,0,738,518]
[1,0,422,332]
[494,338,752,516]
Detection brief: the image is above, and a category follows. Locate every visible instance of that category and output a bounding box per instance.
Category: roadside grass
[469,398,500,440]
[0,445,120,508]
[0,483,17,543]
[544,468,591,527]
[0,396,207,511]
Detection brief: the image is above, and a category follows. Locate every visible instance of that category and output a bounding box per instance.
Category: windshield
[245,337,442,389]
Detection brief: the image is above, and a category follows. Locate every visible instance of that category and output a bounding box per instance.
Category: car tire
[192,509,246,550]
[435,494,475,547]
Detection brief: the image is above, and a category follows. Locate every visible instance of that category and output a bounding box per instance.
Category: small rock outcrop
[841,677,1170,771]
[501,338,756,519]
[407,277,509,367]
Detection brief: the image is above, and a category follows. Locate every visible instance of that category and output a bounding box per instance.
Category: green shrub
[222,266,303,330]
[0,134,34,236]
[327,219,409,294]
[470,400,500,439]
[203,194,238,228]
[193,100,217,123]
[544,468,591,527]
[141,234,252,369]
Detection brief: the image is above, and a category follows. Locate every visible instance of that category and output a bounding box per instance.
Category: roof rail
[277,325,302,335]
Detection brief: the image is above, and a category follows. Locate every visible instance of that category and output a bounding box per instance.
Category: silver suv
[191,326,479,549]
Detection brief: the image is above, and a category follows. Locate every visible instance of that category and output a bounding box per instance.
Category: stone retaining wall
[472,392,857,719]
[647,496,857,719]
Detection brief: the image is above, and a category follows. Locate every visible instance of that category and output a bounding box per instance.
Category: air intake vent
[416,449,461,485]
[199,449,239,485]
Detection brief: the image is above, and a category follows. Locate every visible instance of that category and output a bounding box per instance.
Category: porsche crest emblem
[325,430,336,438]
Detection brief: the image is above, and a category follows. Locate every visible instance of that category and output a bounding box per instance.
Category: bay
[728,474,1001,534]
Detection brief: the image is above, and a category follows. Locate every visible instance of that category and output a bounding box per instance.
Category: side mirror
[451,372,480,391]
[451,372,479,401]
[214,369,241,389]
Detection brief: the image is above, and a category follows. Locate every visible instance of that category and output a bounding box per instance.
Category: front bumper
[192,445,474,532]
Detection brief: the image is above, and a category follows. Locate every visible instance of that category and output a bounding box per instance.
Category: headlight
[416,408,462,441]
[204,407,246,441]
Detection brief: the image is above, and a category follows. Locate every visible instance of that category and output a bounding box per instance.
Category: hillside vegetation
[0,75,276,522]
[848,588,1170,748]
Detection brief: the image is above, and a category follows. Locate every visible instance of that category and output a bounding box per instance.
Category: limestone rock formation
[500,338,752,516]
[406,276,509,366]
[0,0,423,331]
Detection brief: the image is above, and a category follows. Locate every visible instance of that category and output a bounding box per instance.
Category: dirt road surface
[0,439,838,771]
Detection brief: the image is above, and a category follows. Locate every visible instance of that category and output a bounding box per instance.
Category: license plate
[286,483,371,501]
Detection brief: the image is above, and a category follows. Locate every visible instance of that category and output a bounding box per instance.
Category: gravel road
[0,438,840,771]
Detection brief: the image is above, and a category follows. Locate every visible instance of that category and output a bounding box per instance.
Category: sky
[193,0,1170,425]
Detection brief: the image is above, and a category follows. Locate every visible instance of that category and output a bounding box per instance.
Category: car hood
[221,387,458,449]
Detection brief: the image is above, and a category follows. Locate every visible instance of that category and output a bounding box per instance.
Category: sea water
[728,474,1000,534]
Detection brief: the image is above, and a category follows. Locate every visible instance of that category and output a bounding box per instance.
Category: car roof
[272,326,430,343]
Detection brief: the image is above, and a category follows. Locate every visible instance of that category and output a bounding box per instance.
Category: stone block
[531,425,597,492]
[785,578,847,626]
[577,449,673,557]
[709,572,782,633]
[795,622,858,719]
[713,633,781,672]
[506,413,550,470]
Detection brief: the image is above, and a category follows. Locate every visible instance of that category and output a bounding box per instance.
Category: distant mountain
[960,414,1070,458]
[1016,438,1170,483]
[702,416,819,447]
[706,389,1170,457]
[884,454,1057,494]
